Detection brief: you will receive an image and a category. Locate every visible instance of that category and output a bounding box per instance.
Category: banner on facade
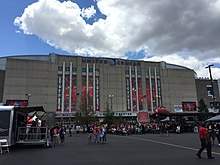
[174,105,183,112]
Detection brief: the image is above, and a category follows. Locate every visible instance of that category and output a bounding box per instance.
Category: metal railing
[17,127,48,143]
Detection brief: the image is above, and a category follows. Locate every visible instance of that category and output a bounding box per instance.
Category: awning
[153,107,170,114]
[15,106,45,114]
[15,106,46,120]
[206,115,220,122]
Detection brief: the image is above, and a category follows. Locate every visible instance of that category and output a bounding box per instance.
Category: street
[0,132,220,165]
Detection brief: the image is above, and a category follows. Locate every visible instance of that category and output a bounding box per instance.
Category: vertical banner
[126,77,131,111]
[57,74,62,112]
[132,77,137,111]
[138,78,143,110]
[207,84,213,97]
[146,78,151,111]
[64,75,70,112]
[95,77,100,111]
[71,75,77,112]
[88,76,93,111]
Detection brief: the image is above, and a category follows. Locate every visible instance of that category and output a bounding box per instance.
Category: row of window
[58,67,160,76]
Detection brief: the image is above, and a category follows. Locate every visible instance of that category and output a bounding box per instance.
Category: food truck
[0,106,49,147]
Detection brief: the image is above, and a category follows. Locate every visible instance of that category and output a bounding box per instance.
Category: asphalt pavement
[0,132,220,165]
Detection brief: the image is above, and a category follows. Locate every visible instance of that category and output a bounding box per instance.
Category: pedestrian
[216,123,220,146]
[99,125,105,143]
[165,123,169,136]
[176,125,181,134]
[52,126,59,146]
[159,123,165,136]
[93,126,99,143]
[75,124,81,136]
[59,125,65,144]
[207,122,216,144]
[102,125,107,143]
[87,125,93,144]
[196,122,215,159]
[69,125,72,137]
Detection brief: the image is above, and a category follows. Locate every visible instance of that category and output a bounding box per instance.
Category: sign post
[137,111,150,125]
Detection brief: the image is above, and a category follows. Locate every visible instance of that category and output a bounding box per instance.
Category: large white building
[0,54,198,124]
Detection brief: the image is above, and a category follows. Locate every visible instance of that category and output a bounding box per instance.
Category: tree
[75,96,96,126]
[197,99,208,113]
[103,110,115,125]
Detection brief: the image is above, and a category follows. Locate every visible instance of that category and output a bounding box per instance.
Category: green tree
[197,99,208,113]
[103,109,115,125]
[75,97,96,126]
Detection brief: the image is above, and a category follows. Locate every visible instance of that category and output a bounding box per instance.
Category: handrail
[17,127,48,142]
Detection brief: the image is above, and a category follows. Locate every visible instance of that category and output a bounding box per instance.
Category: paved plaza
[0,132,220,165]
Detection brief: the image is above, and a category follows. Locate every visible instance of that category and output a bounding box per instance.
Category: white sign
[114,112,138,117]
[208,108,219,113]
[174,105,183,112]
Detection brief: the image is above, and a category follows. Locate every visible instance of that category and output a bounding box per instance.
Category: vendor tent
[206,115,220,122]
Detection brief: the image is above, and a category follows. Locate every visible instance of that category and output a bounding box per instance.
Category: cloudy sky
[1,0,220,79]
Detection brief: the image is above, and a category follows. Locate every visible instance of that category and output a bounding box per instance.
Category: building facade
[195,78,220,110]
[0,54,198,124]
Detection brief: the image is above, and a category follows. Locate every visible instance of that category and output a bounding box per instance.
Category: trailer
[0,106,50,147]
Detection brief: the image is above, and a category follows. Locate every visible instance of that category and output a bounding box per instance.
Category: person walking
[216,123,220,146]
[196,122,215,159]
[59,125,65,145]
[165,123,170,136]
[93,126,99,143]
[207,122,216,145]
[87,125,93,144]
[75,124,81,136]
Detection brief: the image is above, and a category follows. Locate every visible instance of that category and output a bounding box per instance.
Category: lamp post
[205,64,216,108]
[26,93,31,106]
[108,94,114,111]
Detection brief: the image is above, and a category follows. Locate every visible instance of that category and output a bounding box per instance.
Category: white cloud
[14,0,220,78]
[143,54,220,80]
[81,5,96,19]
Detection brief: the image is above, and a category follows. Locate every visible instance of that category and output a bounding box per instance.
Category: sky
[1,0,220,79]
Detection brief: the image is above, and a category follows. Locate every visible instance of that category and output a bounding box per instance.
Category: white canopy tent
[206,115,220,122]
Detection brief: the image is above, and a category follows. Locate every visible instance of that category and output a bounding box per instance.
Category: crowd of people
[49,123,108,145]
[50,125,66,146]
[47,120,220,152]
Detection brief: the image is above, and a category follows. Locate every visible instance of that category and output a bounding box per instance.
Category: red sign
[137,111,149,125]
[6,100,28,107]
[182,102,196,111]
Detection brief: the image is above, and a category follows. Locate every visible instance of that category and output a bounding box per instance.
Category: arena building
[0,54,198,124]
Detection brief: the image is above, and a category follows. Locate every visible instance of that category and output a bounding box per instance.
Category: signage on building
[208,108,219,113]
[174,105,183,112]
[182,102,196,111]
[137,111,150,125]
[82,58,141,66]
[114,112,138,117]
[6,100,28,107]
[207,85,213,97]
[210,101,220,108]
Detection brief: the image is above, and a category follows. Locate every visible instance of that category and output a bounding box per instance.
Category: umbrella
[160,117,170,122]
[206,115,220,122]
[160,117,175,122]
[153,107,170,114]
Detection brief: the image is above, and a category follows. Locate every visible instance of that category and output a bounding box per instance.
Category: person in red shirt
[196,122,215,159]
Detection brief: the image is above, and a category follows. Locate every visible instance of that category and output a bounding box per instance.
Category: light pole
[205,64,216,108]
[108,94,114,111]
[26,93,31,106]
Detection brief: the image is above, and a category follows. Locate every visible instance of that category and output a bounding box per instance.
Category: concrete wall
[3,58,57,112]
[160,68,197,111]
